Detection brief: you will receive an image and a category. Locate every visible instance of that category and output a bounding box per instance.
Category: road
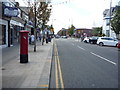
[50,38,118,88]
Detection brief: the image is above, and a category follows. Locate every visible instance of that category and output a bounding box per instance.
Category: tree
[111,6,120,39]
[37,2,52,30]
[92,27,102,36]
[29,2,52,30]
[68,24,75,36]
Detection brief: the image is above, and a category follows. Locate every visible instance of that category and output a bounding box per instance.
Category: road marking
[54,43,64,89]
[57,56,64,89]
[54,44,59,88]
[90,52,117,65]
[39,84,48,87]
[56,47,64,89]
[77,46,85,50]
[55,58,59,88]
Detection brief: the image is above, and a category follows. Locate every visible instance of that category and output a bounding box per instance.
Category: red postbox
[19,30,29,63]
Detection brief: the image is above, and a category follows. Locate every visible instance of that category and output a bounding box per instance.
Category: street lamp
[109,0,112,37]
[34,0,37,52]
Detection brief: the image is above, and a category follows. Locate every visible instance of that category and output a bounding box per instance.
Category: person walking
[29,34,31,44]
[31,34,35,44]
[39,34,41,42]
[42,29,46,45]
[46,31,49,44]
[81,35,84,42]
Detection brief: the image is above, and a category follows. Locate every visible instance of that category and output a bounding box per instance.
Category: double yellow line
[54,43,64,89]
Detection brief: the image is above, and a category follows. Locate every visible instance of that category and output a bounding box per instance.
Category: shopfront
[2,1,19,47]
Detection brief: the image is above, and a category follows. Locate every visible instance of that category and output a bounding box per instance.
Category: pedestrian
[81,35,84,42]
[39,35,41,42]
[42,29,46,45]
[31,34,34,44]
[48,35,51,42]
[46,31,49,43]
[29,34,31,44]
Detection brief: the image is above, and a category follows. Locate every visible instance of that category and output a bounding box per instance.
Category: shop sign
[3,6,19,17]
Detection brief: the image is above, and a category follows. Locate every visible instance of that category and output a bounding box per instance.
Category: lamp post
[34,0,37,52]
[109,0,112,37]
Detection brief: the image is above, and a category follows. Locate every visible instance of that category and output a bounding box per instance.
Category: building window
[106,19,110,26]
[106,30,110,37]
[0,25,2,45]
[0,24,6,45]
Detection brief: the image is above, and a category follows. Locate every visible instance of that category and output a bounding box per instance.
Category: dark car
[89,36,98,44]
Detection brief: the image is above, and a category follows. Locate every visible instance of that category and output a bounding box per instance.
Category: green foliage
[36,2,52,30]
[111,7,120,35]
[92,27,102,36]
[68,24,75,35]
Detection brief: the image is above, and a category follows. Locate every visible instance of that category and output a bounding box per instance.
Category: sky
[16,0,119,33]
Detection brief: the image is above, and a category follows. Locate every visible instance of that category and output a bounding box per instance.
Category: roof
[75,28,92,31]
[103,7,115,17]
[103,9,109,17]
[103,6,120,18]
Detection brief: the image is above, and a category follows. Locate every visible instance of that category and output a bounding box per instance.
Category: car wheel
[99,42,103,46]
[84,40,87,43]
[116,43,118,47]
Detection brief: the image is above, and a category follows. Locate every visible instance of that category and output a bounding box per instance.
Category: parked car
[55,35,60,38]
[97,37,118,46]
[89,36,98,44]
[61,36,67,39]
[83,37,90,43]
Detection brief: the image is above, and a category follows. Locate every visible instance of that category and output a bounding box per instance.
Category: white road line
[77,46,85,50]
[90,52,117,65]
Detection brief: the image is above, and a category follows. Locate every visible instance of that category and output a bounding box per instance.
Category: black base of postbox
[20,54,28,63]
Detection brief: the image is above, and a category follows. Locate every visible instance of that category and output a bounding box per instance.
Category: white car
[83,37,90,43]
[61,36,67,38]
[97,37,118,46]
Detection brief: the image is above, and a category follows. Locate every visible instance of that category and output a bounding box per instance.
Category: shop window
[0,25,6,45]
[0,25,2,45]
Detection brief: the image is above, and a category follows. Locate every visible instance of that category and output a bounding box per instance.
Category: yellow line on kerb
[39,84,48,87]
[55,55,59,88]
[54,43,64,89]
[57,55,64,89]
[54,43,59,89]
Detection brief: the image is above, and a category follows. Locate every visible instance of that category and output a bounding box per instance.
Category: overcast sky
[16,0,119,33]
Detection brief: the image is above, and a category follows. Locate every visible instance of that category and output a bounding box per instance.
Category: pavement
[2,39,54,89]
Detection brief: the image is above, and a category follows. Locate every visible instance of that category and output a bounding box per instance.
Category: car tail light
[117,42,120,48]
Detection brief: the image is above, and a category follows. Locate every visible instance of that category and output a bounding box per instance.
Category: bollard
[19,30,29,63]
